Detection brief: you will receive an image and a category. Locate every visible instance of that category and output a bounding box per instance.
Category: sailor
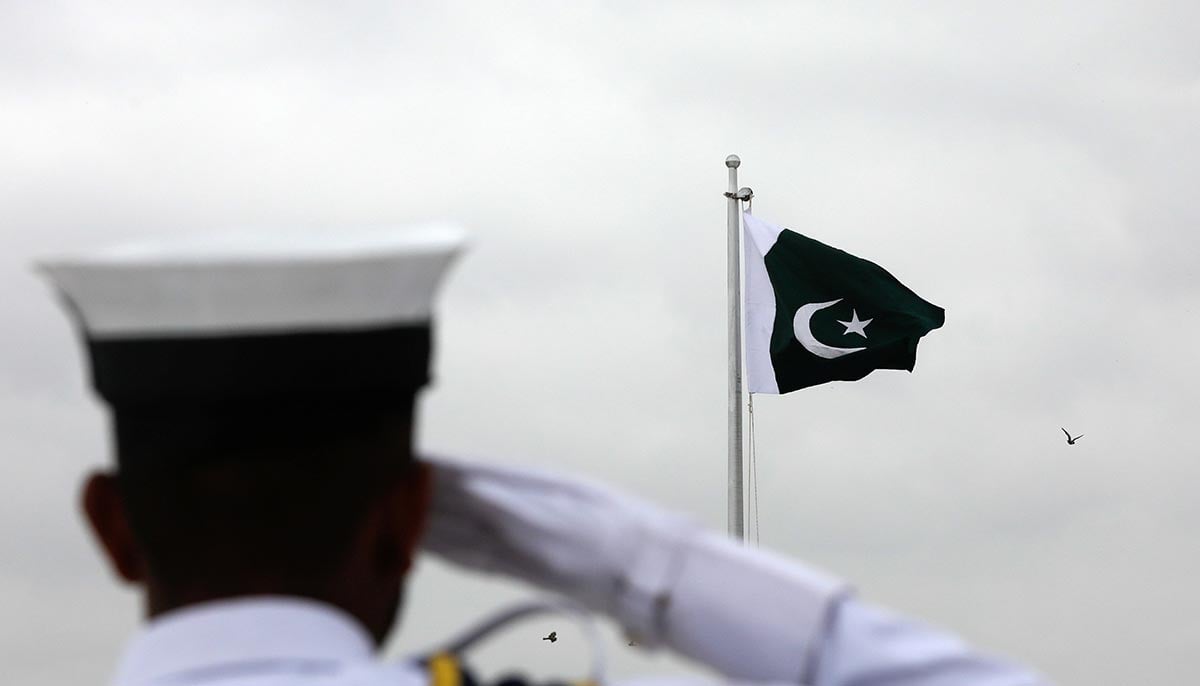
[39,225,1051,686]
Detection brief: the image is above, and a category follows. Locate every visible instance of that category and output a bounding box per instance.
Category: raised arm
[421,457,1050,686]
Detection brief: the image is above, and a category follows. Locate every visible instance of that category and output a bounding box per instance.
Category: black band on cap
[88,325,432,407]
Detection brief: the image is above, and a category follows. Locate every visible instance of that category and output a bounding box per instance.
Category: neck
[145,577,333,618]
[143,576,400,646]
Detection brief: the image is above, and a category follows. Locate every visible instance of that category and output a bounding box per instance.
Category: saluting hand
[420,456,698,645]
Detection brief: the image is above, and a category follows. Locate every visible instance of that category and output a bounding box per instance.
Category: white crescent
[793,299,866,359]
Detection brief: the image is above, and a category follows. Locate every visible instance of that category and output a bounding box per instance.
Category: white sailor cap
[38,224,466,408]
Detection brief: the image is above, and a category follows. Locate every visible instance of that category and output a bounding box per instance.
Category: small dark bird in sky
[542,631,557,643]
[1062,428,1084,445]
[628,640,638,647]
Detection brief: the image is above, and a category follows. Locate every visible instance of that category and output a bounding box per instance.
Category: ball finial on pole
[725,154,741,169]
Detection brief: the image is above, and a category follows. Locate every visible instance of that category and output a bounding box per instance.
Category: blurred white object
[36,223,466,337]
[422,456,849,681]
[422,456,1053,685]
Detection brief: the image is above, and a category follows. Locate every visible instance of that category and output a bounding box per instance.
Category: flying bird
[1061,428,1083,445]
[542,631,557,643]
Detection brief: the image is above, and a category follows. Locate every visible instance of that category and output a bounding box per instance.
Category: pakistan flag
[743,212,945,394]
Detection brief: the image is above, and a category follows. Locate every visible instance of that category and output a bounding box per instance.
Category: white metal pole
[725,154,744,540]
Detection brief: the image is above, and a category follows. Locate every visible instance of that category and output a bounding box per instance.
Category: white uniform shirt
[112,597,423,686]
[112,571,1049,686]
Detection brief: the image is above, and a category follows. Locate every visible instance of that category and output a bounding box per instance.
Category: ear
[81,471,147,584]
[398,460,434,568]
[369,461,434,579]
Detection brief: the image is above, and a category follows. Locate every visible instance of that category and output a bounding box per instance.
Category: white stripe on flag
[743,212,784,394]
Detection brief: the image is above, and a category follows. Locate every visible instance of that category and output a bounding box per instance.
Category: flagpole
[725,154,745,540]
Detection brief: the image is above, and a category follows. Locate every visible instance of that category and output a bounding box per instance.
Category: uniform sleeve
[650,531,1050,686]
[811,599,1052,686]
[647,530,846,681]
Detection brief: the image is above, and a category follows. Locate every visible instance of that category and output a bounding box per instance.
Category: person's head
[39,223,466,646]
[81,394,432,644]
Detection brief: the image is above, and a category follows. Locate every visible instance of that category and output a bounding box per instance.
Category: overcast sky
[3,2,1199,684]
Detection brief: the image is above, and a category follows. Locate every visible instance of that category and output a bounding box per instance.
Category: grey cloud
[3,2,1198,685]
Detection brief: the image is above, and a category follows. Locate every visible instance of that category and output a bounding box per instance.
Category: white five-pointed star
[837,309,872,338]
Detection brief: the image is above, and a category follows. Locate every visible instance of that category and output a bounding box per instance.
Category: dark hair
[113,394,415,591]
